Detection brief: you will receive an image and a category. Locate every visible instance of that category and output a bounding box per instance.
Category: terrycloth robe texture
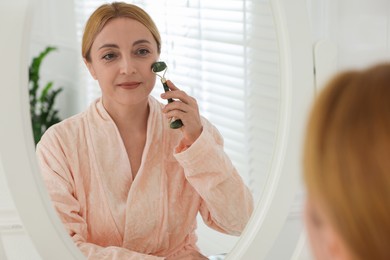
[36,96,254,259]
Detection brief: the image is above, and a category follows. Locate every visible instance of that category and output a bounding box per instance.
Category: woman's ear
[84,58,97,80]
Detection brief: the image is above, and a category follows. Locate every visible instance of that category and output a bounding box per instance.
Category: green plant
[29,46,63,145]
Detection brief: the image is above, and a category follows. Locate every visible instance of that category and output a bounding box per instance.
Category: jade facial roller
[151,61,183,129]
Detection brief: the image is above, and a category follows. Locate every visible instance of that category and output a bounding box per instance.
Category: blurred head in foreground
[303,63,390,260]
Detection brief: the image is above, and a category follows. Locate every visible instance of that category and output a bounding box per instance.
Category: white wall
[29,0,84,119]
[332,0,390,70]
[308,0,390,72]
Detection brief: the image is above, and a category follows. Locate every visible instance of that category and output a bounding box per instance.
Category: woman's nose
[119,56,136,75]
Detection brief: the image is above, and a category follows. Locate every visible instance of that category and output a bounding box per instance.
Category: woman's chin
[115,94,150,107]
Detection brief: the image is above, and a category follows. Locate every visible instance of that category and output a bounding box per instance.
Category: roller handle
[162,80,183,129]
[162,81,174,103]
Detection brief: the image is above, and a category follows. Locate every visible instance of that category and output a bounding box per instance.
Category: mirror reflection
[29,0,281,258]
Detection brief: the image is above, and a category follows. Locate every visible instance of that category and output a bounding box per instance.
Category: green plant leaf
[39,82,54,102]
[28,46,63,146]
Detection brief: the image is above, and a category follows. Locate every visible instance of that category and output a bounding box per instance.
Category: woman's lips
[117,82,141,90]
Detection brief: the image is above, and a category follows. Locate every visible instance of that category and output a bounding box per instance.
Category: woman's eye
[102,53,117,61]
[136,48,150,56]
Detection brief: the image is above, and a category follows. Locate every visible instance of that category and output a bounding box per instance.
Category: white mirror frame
[0,0,314,259]
[230,0,314,258]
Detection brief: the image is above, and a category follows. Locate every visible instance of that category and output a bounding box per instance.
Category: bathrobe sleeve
[36,130,165,260]
[173,118,254,236]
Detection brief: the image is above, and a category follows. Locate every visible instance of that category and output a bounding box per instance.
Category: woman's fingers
[161,90,193,105]
[159,80,203,145]
[166,79,179,90]
[160,80,196,105]
[162,100,189,113]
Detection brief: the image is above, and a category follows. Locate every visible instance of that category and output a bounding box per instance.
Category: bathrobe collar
[86,96,166,248]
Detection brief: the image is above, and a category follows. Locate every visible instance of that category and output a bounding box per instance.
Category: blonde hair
[304,63,390,260]
[82,2,161,62]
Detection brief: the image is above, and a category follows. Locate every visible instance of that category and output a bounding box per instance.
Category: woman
[303,64,390,260]
[36,2,253,260]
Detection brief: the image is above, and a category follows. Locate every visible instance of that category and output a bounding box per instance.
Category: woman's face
[304,196,352,260]
[85,17,159,108]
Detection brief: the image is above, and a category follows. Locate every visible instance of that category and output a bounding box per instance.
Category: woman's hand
[161,80,203,147]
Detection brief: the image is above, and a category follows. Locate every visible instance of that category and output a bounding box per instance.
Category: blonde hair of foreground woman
[303,63,390,260]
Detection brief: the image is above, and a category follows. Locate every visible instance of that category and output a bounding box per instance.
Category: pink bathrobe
[36,96,254,259]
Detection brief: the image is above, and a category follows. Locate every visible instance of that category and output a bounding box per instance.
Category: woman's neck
[103,97,149,134]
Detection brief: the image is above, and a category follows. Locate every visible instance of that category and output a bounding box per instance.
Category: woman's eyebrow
[98,43,119,50]
[98,40,151,50]
[133,39,152,46]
